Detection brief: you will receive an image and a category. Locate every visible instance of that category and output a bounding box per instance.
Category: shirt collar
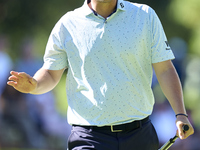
[82,0,126,16]
[117,0,126,11]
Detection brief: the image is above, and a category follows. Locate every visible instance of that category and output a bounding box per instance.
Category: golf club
[158,125,189,150]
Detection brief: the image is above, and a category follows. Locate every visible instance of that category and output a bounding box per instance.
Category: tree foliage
[168,0,200,55]
[0,0,82,58]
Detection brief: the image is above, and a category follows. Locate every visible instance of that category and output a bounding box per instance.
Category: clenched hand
[176,116,194,140]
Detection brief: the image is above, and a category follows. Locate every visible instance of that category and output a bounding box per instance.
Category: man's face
[93,0,115,3]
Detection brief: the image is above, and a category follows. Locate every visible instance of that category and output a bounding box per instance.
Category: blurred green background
[0,0,200,149]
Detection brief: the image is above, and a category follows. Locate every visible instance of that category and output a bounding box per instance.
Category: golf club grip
[183,124,189,132]
[158,125,189,150]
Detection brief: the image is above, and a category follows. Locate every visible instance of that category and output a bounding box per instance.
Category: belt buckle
[111,125,123,132]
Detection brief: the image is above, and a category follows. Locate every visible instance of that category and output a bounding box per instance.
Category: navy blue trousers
[68,120,159,150]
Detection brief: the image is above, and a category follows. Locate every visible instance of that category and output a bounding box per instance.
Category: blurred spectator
[26,92,71,149]
[169,37,188,85]
[184,55,200,119]
[15,37,71,146]
[0,37,71,149]
[0,37,47,148]
[0,35,13,148]
[15,37,42,76]
[0,84,46,148]
[0,35,13,97]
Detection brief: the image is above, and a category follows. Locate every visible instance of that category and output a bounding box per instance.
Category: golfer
[8,0,194,149]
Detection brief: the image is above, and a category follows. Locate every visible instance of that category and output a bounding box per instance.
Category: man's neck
[88,0,117,18]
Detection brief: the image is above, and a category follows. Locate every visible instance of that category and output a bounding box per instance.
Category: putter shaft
[158,136,178,150]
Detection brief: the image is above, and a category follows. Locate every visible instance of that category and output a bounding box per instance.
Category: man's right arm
[7,67,65,95]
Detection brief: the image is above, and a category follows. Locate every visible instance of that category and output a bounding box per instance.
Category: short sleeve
[43,19,68,70]
[150,9,175,63]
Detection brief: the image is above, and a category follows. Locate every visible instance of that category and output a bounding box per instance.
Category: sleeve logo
[165,41,171,50]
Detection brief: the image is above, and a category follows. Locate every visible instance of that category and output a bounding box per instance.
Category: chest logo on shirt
[120,3,124,8]
[165,41,171,50]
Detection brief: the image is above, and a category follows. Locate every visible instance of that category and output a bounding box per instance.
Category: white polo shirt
[43,0,175,126]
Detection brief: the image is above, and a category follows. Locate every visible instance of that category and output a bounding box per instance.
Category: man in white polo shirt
[8,0,194,149]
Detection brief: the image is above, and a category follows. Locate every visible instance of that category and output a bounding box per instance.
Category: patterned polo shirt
[43,0,175,126]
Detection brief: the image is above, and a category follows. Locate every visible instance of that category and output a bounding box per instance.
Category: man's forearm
[156,65,186,114]
[153,60,194,139]
[31,68,65,95]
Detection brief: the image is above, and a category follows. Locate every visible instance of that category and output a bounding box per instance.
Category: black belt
[73,116,149,133]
